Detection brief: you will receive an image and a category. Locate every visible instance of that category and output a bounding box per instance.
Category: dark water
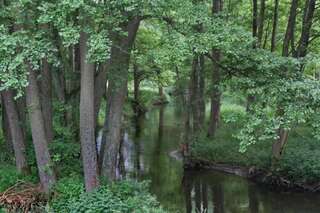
[120,105,320,213]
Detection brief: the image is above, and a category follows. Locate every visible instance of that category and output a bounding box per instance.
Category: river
[119,105,320,212]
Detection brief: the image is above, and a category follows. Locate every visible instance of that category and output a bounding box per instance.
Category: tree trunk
[79,31,99,192]
[270,0,279,52]
[1,97,13,153]
[26,64,56,193]
[272,128,289,160]
[190,55,205,131]
[133,63,141,115]
[94,63,108,127]
[257,0,266,47]
[252,0,258,42]
[282,0,298,56]
[295,0,316,58]
[2,90,30,174]
[100,18,140,181]
[247,0,259,109]
[40,59,54,143]
[208,0,223,138]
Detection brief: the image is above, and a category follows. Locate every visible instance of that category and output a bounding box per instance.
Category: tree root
[0,181,46,213]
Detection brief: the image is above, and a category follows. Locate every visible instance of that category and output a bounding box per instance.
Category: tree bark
[272,128,289,160]
[247,0,259,110]
[133,63,141,115]
[270,0,279,52]
[282,0,298,56]
[190,55,205,131]
[208,0,223,138]
[26,64,56,193]
[100,18,140,181]
[252,0,258,42]
[257,0,266,47]
[94,63,108,127]
[40,59,54,143]
[295,0,316,58]
[1,97,13,153]
[79,31,99,192]
[2,90,30,174]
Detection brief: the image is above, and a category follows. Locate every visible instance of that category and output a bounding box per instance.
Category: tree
[26,65,56,193]
[100,18,141,180]
[79,31,99,192]
[208,0,223,138]
[1,90,30,174]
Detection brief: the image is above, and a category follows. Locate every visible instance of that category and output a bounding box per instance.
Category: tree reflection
[212,183,224,213]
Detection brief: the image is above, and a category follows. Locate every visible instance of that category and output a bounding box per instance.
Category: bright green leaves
[87,31,111,64]
[237,78,320,153]
[0,26,27,94]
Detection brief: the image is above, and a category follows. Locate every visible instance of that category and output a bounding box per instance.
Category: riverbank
[185,157,320,192]
[0,165,167,212]
[188,116,320,192]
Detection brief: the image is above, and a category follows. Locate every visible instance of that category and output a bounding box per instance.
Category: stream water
[120,105,320,213]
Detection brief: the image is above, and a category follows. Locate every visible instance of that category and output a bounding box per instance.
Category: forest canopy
[0,0,319,212]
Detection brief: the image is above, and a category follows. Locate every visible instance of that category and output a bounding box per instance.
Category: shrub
[0,165,35,192]
[50,179,166,213]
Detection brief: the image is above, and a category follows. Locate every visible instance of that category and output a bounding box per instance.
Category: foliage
[0,165,35,192]
[192,103,320,183]
[50,179,166,213]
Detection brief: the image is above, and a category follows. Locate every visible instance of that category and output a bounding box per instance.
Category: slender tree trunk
[190,55,205,131]
[16,96,27,139]
[208,0,223,138]
[2,90,30,174]
[272,128,289,160]
[133,63,141,115]
[271,0,279,52]
[272,0,298,162]
[262,19,270,49]
[1,97,13,153]
[282,0,298,57]
[40,59,54,143]
[79,31,99,192]
[94,63,108,127]
[257,0,266,47]
[100,18,140,181]
[247,0,259,110]
[252,0,258,42]
[295,0,316,58]
[26,64,56,193]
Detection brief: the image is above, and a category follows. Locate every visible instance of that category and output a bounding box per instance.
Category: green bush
[220,103,246,123]
[0,165,35,192]
[49,141,82,177]
[50,179,166,213]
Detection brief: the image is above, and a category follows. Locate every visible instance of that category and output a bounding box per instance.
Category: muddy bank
[184,157,320,193]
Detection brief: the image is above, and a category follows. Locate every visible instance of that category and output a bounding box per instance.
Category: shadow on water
[117,104,320,213]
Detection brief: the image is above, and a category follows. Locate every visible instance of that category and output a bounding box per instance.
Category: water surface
[121,105,320,213]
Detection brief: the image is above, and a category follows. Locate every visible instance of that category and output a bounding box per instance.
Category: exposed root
[0,181,46,213]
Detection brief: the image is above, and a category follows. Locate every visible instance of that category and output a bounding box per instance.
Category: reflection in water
[248,183,259,213]
[118,105,320,213]
[212,183,224,213]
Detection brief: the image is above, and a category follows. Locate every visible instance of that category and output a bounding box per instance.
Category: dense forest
[0,0,319,212]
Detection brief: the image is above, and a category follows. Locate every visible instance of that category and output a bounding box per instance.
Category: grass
[191,101,320,183]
